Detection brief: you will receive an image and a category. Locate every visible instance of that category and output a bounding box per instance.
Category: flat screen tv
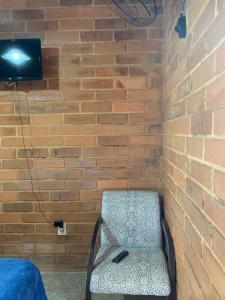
[0,38,42,82]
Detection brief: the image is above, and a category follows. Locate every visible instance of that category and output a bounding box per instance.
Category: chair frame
[85,199,176,300]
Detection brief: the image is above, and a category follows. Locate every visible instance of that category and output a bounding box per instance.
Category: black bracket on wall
[175,13,187,38]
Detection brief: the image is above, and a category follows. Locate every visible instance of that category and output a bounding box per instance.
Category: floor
[42,272,123,300]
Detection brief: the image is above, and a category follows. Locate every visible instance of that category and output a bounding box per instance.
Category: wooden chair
[85,191,176,300]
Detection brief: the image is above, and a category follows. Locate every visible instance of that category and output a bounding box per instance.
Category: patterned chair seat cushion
[90,246,171,296]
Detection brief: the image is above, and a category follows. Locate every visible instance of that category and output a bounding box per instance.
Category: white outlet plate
[57,222,67,235]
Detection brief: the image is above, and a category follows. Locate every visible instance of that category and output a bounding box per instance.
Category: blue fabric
[0,258,47,300]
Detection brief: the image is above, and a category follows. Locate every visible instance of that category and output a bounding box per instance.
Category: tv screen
[0,38,42,82]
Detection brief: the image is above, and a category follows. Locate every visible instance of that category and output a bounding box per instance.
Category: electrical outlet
[57,222,66,235]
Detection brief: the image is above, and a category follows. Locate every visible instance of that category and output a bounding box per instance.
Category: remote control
[111,250,129,263]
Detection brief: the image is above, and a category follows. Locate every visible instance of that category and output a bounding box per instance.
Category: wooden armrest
[85,216,102,300]
[161,218,176,294]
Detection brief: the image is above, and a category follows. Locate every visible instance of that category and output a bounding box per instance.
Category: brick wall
[0,0,163,270]
[162,0,225,299]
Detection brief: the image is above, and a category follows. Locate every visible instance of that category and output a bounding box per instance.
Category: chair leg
[85,287,91,300]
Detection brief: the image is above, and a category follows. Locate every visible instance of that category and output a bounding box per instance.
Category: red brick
[215,40,225,74]
[114,146,146,156]
[95,42,127,54]
[60,0,91,5]
[186,137,203,158]
[96,90,127,101]
[128,89,161,101]
[130,112,161,124]
[32,137,64,146]
[129,178,161,189]
[130,135,161,145]
[3,202,33,213]
[5,224,35,233]
[98,136,128,146]
[95,18,126,29]
[169,117,190,135]
[191,111,212,135]
[97,180,128,189]
[115,125,146,135]
[128,41,162,52]
[205,139,225,168]
[97,113,128,124]
[188,247,210,299]
[61,44,93,55]
[46,7,112,19]
[64,114,96,124]
[211,285,222,300]
[203,192,225,233]
[50,126,81,136]
[63,66,94,78]
[27,0,58,7]
[31,115,62,125]
[33,159,64,168]
[116,77,148,89]
[65,159,96,168]
[65,179,96,190]
[187,36,206,73]
[64,136,96,146]
[82,79,113,89]
[28,20,58,31]
[96,67,128,77]
[205,5,225,53]
[213,170,225,201]
[186,177,204,208]
[18,169,50,180]
[190,160,212,190]
[13,9,44,19]
[0,149,16,158]
[80,31,113,42]
[185,217,202,257]
[0,0,26,8]
[206,75,225,109]
[114,29,147,41]
[51,147,81,158]
[214,107,225,135]
[81,102,112,112]
[35,244,65,254]
[212,227,225,266]
[82,125,113,135]
[114,168,145,178]
[82,55,114,65]
[46,31,79,44]
[203,245,225,298]
[0,115,29,125]
[114,102,147,112]
[192,0,216,45]
[83,147,113,157]
[4,244,34,254]
[191,55,214,91]
[50,191,80,201]
[82,169,112,179]
[52,169,81,179]
[2,159,29,169]
[60,19,93,30]
[189,200,212,244]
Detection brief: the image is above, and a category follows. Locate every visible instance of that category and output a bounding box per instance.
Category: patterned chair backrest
[101,191,162,248]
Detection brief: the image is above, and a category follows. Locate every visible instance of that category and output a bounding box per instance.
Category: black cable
[14,81,51,224]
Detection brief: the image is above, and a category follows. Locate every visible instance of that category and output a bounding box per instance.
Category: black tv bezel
[0,38,43,82]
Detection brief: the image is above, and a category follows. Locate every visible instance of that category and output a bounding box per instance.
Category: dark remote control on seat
[111,250,129,263]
